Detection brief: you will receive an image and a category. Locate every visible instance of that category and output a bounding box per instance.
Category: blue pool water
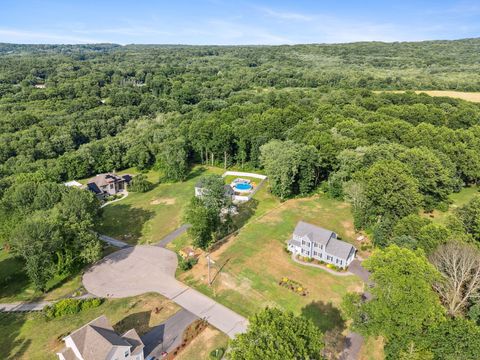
[234,183,252,191]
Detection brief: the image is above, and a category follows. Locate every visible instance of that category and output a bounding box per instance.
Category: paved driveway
[155,224,191,248]
[83,246,248,338]
[142,309,198,357]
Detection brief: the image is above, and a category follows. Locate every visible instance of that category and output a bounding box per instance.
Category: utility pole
[207,253,211,286]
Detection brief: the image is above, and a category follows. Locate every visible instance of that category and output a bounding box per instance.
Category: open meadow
[95,166,224,245]
[176,188,364,332]
[375,90,480,103]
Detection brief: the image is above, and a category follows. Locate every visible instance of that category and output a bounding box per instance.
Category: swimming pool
[233,182,253,192]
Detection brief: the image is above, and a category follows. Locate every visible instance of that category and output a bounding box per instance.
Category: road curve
[82,245,248,338]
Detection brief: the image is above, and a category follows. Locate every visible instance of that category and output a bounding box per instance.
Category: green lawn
[0,245,116,303]
[96,166,224,245]
[1,293,179,360]
[178,193,363,332]
[427,185,479,224]
[175,326,229,360]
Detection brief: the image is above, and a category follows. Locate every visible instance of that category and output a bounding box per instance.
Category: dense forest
[1,39,480,359]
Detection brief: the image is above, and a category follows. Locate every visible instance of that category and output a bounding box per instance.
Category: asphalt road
[82,245,248,338]
[155,224,191,248]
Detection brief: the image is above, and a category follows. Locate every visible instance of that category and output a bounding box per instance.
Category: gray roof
[64,315,143,360]
[293,221,335,246]
[87,173,131,188]
[326,239,356,260]
[122,329,145,355]
[57,347,78,360]
[288,238,301,247]
[293,221,356,260]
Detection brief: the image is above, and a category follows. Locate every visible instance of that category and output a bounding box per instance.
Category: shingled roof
[61,315,143,360]
[293,221,356,260]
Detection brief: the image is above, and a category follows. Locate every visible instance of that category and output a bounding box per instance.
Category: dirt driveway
[83,246,248,338]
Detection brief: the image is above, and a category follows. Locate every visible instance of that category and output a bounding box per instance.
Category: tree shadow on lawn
[114,310,154,337]
[97,204,155,245]
[0,254,31,302]
[0,312,31,360]
[301,301,346,333]
[234,198,259,229]
[185,166,207,181]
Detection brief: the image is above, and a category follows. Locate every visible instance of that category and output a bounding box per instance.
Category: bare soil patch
[150,197,176,205]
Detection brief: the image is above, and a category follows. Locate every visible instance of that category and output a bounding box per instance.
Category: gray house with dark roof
[87,173,132,199]
[57,315,144,360]
[287,221,356,269]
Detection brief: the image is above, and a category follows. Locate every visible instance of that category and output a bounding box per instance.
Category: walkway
[98,234,130,248]
[0,294,95,313]
[82,245,248,339]
[100,191,128,208]
[292,254,372,360]
[155,224,191,248]
[291,254,354,277]
[0,301,52,312]
[142,309,198,357]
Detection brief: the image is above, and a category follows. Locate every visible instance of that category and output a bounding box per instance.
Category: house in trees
[194,179,235,200]
[57,315,144,360]
[287,221,356,269]
[87,173,132,198]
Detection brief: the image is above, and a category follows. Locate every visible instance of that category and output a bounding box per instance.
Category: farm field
[0,293,179,360]
[177,193,364,332]
[375,90,480,103]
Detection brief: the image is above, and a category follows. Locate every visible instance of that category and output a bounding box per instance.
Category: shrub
[129,174,153,193]
[209,347,225,359]
[178,256,198,271]
[44,298,103,319]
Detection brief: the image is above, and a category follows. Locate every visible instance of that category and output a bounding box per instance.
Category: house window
[313,243,318,248]
[110,184,113,189]
[320,245,323,249]
[340,260,343,265]
[313,251,317,256]
[301,240,305,246]
[124,350,129,357]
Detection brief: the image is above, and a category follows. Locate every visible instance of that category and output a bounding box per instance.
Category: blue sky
[1,0,479,45]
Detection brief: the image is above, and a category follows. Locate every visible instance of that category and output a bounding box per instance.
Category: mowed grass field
[0,293,180,360]
[374,90,480,103]
[426,185,479,224]
[178,190,363,332]
[95,166,225,245]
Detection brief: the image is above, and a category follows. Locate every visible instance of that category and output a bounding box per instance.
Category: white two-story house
[287,221,356,269]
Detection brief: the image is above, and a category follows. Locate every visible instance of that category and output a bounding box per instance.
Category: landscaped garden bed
[166,319,209,359]
[279,277,309,296]
[297,255,347,272]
